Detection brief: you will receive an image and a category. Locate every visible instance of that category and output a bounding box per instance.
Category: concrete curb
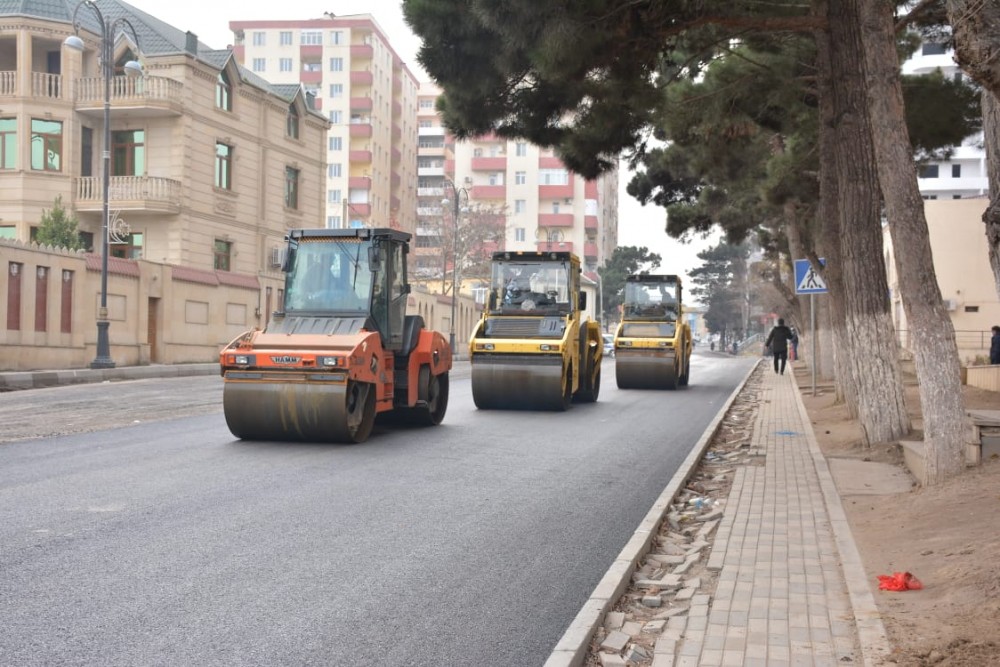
[543,360,762,667]
[0,364,219,391]
[790,378,894,666]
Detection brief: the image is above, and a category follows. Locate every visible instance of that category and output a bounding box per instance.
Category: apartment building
[414,82,619,292]
[902,41,988,200]
[229,14,418,233]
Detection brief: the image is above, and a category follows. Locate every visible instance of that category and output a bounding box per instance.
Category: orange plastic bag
[877,571,923,591]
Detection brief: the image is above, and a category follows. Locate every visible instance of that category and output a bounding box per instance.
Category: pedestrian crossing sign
[794,258,828,294]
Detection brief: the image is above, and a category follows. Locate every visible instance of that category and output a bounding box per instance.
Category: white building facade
[230,15,418,232]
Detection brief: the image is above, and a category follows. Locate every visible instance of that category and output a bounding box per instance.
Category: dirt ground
[796,362,1000,666]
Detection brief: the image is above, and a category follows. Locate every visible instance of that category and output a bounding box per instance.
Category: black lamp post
[64,1,143,369]
[441,183,468,355]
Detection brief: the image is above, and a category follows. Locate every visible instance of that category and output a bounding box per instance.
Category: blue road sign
[794,258,828,295]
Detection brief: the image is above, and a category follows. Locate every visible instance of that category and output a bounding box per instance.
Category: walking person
[765,318,794,375]
[790,327,799,361]
[990,325,1000,365]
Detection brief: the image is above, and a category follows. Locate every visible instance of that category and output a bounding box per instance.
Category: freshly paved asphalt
[0,353,756,666]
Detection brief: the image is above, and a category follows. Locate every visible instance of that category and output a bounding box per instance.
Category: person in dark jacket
[765,318,794,375]
[991,325,1000,365]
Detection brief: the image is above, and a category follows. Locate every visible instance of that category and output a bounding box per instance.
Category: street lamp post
[65,1,143,369]
[442,183,468,355]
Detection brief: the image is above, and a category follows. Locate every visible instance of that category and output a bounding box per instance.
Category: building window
[515,171,526,185]
[328,215,342,228]
[111,232,143,259]
[540,168,569,185]
[515,199,526,214]
[280,31,292,46]
[553,202,560,214]
[287,105,299,139]
[328,189,342,203]
[303,62,322,72]
[952,164,961,178]
[419,99,434,109]
[488,172,504,185]
[330,30,344,45]
[30,119,63,172]
[329,163,342,178]
[919,164,939,179]
[252,31,266,46]
[965,305,979,312]
[329,83,343,98]
[0,226,15,239]
[418,119,432,128]
[515,142,527,156]
[112,129,144,176]
[0,118,16,169]
[301,31,322,45]
[330,57,343,72]
[330,136,342,151]
[953,194,963,199]
[515,228,525,242]
[329,110,342,124]
[252,58,266,72]
[279,58,293,72]
[215,142,232,189]
[285,167,300,209]
[214,240,232,271]
[216,71,232,111]
[921,42,947,55]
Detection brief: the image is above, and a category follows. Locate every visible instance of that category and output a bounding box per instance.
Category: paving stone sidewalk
[665,370,891,667]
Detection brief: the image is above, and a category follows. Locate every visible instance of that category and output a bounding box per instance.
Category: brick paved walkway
[663,370,891,667]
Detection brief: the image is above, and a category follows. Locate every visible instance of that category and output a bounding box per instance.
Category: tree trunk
[946,0,1000,99]
[826,0,910,443]
[983,91,1000,296]
[860,0,968,482]
[814,0,859,415]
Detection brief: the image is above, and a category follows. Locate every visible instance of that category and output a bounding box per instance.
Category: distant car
[602,333,615,358]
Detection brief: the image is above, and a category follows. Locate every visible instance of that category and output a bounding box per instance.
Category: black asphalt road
[0,353,755,667]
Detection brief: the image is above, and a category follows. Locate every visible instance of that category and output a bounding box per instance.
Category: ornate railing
[0,71,16,96]
[76,176,182,207]
[73,75,183,106]
[32,72,64,99]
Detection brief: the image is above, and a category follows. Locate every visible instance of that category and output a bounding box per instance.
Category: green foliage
[903,69,982,161]
[35,196,84,251]
[597,246,662,321]
[688,242,749,335]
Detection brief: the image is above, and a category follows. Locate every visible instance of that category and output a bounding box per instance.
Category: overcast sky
[124,0,720,285]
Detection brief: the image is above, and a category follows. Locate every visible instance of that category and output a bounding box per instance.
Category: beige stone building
[228,14,419,233]
[884,197,1000,364]
[0,0,331,370]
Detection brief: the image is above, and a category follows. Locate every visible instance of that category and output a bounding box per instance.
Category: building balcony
[349,123,373,138]
[471,156,507,171]
[539,183,575,199]
[74,176,182,215]
[418,166,445,177]
[471,184,506,199]
[350,96,373,111]
[391,196,400,210]
[393,126,402,141]
[391,148,401,164]
[418,145,445,157]
[584,215,598,230]
[537,241,574,253]
[585,180,599,199]
[418,187,445,197]
[539,156,565,169]
[584,242,598,259]
[392,101,401,116]
[300,69,322,85]
[71,75,184,117]
[350,150,373,164]
[351,44,374,59]
[300,45,322,58]
[349,176,372,189]
[346,202,371,217]
[351,71,373,85]
[417,206,444,217]
[538,213,574,228]
[391,173,401,188]
[419,126,445,137]
[474,132,503,143]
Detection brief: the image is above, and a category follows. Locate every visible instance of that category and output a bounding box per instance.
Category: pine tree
[35,196,84,251]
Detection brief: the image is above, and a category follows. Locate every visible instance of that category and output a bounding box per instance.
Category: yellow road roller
[469,250,602,410]
[219,228,452,443]
[614,274,692,389]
